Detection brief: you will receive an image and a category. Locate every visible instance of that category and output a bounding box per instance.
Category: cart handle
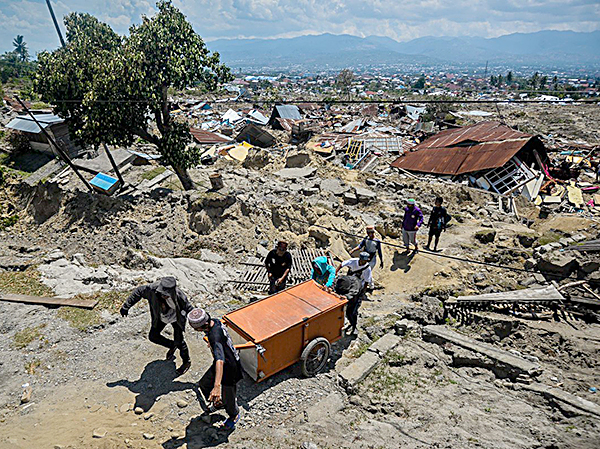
[203,335,255,351]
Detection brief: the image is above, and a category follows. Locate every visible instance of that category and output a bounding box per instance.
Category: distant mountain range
[208,31,600,71]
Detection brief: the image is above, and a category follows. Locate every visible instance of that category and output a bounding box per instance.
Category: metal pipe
[45,0,66,48]
[15,96,93,193]
[102,143,125,187]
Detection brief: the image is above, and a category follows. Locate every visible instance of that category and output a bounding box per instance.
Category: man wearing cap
[120,277,194,376]
[188,308,244,430]
[350,225,383,276]
[402,199,424,252]
[265,240,292,294]
[335,252,373,334]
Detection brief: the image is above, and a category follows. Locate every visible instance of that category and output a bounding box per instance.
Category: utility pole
[45,0,66,48]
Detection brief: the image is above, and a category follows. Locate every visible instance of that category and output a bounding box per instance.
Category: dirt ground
[1,104,600,448]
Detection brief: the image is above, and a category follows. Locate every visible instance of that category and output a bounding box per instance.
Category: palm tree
[12,35,29,62]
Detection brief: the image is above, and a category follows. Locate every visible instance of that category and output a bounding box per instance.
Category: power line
[33,97,600,105]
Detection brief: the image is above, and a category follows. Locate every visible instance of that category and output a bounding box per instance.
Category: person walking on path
[334,275,364,335]
[311,256,336,288]
[426,197,449,252]
[402,198,424,252]
[188,308,244,431]
[350,225,383,278]
[120,277,194,376]
[265,240,292,294]
[335,252,372,334]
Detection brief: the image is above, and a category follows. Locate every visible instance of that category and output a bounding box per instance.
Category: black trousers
[268,276,287,295]
[148,321,190,363]
[198,367,239,419]
[346,296,363,329]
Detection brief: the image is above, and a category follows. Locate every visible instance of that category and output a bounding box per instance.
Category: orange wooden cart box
[223,280,347,382]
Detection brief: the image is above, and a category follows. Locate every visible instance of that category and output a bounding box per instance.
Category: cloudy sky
[1,0,599,55]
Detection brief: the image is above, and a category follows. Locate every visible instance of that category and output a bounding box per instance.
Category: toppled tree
[35,1,232,190]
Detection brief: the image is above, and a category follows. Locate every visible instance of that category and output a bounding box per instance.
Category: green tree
[12,35,29,62]
[529,72,540,90]
[413,75,426,90]
[336,68,354,98]
[35,1,232,190]
[490,75,497,86]
[497,74,503,88]
[506,71,513,84]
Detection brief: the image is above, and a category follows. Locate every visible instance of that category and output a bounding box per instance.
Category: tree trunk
[173,164,195,191]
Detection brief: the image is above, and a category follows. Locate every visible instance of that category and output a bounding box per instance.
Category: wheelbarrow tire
[301,337,331,377]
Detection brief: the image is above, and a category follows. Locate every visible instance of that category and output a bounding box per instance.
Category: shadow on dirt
[162,415,234,449]
[161,333,354,448]
[106,359,200,412]
[390,249,416,273]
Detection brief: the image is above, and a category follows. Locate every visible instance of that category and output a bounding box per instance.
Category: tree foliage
[12,35,29,62]
[336,69,354,98]
[35,1,232,189]
[412,75,426,90]
[0,51,36,83]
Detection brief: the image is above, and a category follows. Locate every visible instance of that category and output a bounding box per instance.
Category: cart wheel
[301,337,331,377]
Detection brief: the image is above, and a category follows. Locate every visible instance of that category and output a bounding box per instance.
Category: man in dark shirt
[188,308,244,430]
[350,225,383,286]
[426,197,448,252]
[120,277,193,376]
[334,274,366,335]
[265,240,292,294]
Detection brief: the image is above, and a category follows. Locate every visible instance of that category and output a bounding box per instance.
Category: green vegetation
[57,289,130,331]
[0,215,18,231]
[29,101,51,110]
[141,166,166,181]
[0,268,54,297]
[369,364,409,397]
[350,340,372,358]
[13,324,46,349]
[24,359,42,375]
[35,0,232,190]
[536,231,562,246]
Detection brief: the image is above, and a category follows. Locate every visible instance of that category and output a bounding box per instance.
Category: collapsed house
[6,112,84,158]
[268,104,303,130]
[391,121,548,197]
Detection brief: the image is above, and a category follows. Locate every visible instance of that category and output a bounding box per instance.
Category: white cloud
[0,0,598,54]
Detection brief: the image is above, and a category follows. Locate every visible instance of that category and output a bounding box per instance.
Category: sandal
[221,412,240,430]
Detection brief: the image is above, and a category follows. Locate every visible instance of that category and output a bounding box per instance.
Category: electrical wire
[184,175,590,283]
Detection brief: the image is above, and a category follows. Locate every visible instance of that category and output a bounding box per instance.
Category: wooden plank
[0,292,98,309]
[456,285,564,303]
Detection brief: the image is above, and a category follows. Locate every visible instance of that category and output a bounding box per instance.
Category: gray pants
[402,229,418,248]
[199,367,239,419]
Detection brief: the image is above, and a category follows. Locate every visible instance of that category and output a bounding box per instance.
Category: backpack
[444,210,453,226]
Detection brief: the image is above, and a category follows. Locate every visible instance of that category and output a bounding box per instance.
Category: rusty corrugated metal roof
[189,127,232,144]
[391,121,539,175]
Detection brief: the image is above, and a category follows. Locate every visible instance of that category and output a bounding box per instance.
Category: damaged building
[391,121,548,197]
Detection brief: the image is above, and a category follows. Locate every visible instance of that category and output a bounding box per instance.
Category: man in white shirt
[336,252,372,288]
[335,252,372,334]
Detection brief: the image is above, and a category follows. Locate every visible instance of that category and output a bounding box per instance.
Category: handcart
[223,280,347,381]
